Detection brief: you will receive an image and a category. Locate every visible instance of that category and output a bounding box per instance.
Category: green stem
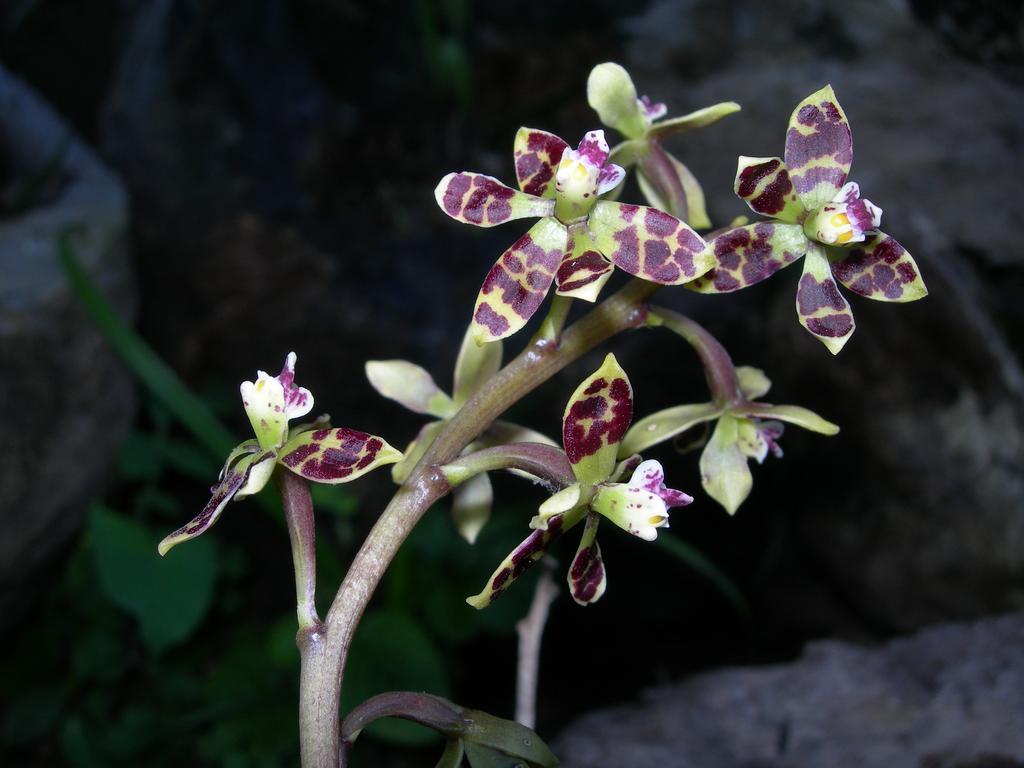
[276,469,320,631]
[441,443,575,489]
[534,295,573,343]
[299,278,658,768]
[651,305,743,406]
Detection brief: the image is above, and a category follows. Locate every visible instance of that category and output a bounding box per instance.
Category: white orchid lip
[589,459,692,542]
[807,182,883,245]
[554,130,625,209]
[241,352,315,450]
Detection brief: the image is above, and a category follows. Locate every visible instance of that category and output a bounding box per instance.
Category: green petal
[563,353,633,486]
[435,172,554,227]
[588,200,714,285]
[699,415,752,515]
[435,739,465,768]
[734,156,804,223]
[586,62,646,139]
[452,472,493,544]
[739,403,840,435]
[636,145,712,229]
[365,360,456,418]
[784,85,853,211]
[796,242,855,355]
[687,223,808,294]
[619,402,721,456]
[735,366,771,400]
[471,217,568,343]
[648,101,742,139]
[830,233,928,303]
[279,427,403,484]
[453,324,502,406]
[513,127,569,198]
[567,513,606,605]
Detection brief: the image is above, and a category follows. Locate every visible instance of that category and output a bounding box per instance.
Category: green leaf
[91,504,218,653]
[341,610,450,746]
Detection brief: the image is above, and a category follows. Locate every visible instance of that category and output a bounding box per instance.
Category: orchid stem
[535,295,573,343]
[276,470,321,632]
[515,560,558,729]
[650,305,742,406]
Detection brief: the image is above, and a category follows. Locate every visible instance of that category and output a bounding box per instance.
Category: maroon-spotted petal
[513,127,570,198]
[830,233,927,303]
[568,513,606,606]
[784,85,853,210]
[688,222,808,294]
[434,172,554,227]
[279,427,402,484]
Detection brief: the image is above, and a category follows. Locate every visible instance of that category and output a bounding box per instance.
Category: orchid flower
[465,354,691,608]
[587,62,740,228]
[620,364,838,515]
[365,326,559,544]
[688,85,928,354]
[158,353,402,555]
[435,129,715,343]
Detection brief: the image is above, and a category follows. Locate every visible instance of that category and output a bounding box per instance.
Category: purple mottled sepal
[830,233,927,303]
[471,217,568,344]
[699,414,752,515]
[587,200,713,285]
[452,472,493,545]
[636,145,711,229]
[158,448,275,555]
[688,223,808,294]
[784,85,853,211]
[279,427,402,484]
[365,360,456,418]
[619,402,721,456]
[591,459,690,541]
[513,127,570,199]
[555,223,613,302]
[568,513,606,605]
[240,352,314,450]
[734,156,803,223]
[563,353,633,487]
[434,172,554,227]
[466,509,580,609]
[796,243,856,354]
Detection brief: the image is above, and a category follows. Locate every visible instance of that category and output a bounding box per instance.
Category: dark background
[1,0,1022,766]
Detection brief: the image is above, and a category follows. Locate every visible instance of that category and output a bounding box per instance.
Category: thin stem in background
[515,560,559,729]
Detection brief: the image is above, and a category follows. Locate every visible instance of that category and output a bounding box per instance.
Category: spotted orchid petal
[435,172,555,227]
[636,145,712,229]
[158,448,276,555]
[240,353,314,451]
[784,85,853,211]
[365,360,456,419]
[736,419,785,464]
[738,402,840,435]
[688,222,808,294]
[734,156,804,223]
[513,127,570,198]
[587,63,647,140]
[830,233,927,303]
[555,223,614,302]
[796,243,856,354]
[619,402,721,456]
[735,366,771,401]
[466,509,583,609]
[647,101,742,139]
[471,217,568,344]
[563,354,633,487]
[587,201,714,285]
[452,324,502,406]
[590,460,690,541]
[568,513,606,605]
[699,414,753,515]
[452,472,493,545]
[278,427,403,484]
[391,420,444,484]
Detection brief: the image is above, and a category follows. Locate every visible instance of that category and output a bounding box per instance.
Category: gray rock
[555,612,1024,768]
[617,0,1024,631]
[0,65,135,633]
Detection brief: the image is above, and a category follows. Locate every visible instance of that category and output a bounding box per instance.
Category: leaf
[341,610,450,746]
[453,323,502,405]
[784,84,853,210]
[513,127,569,198]
[279,427,403,484]
[734,156,804,222]
[365,360,456,418]
[435,172,554,227]
[688,223,808,294]
[562,353,633,486]
[587,200,714,285]
[92,504,217,653]
[795,242,856,354]
[471,217,568,343]
[830,233,928,303]
[462,708,560,767]
[619,402,721,456]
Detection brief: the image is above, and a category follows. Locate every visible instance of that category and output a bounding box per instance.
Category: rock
[615,0,1024,631]
[555,611,1024,768]
[0,65,135,633]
